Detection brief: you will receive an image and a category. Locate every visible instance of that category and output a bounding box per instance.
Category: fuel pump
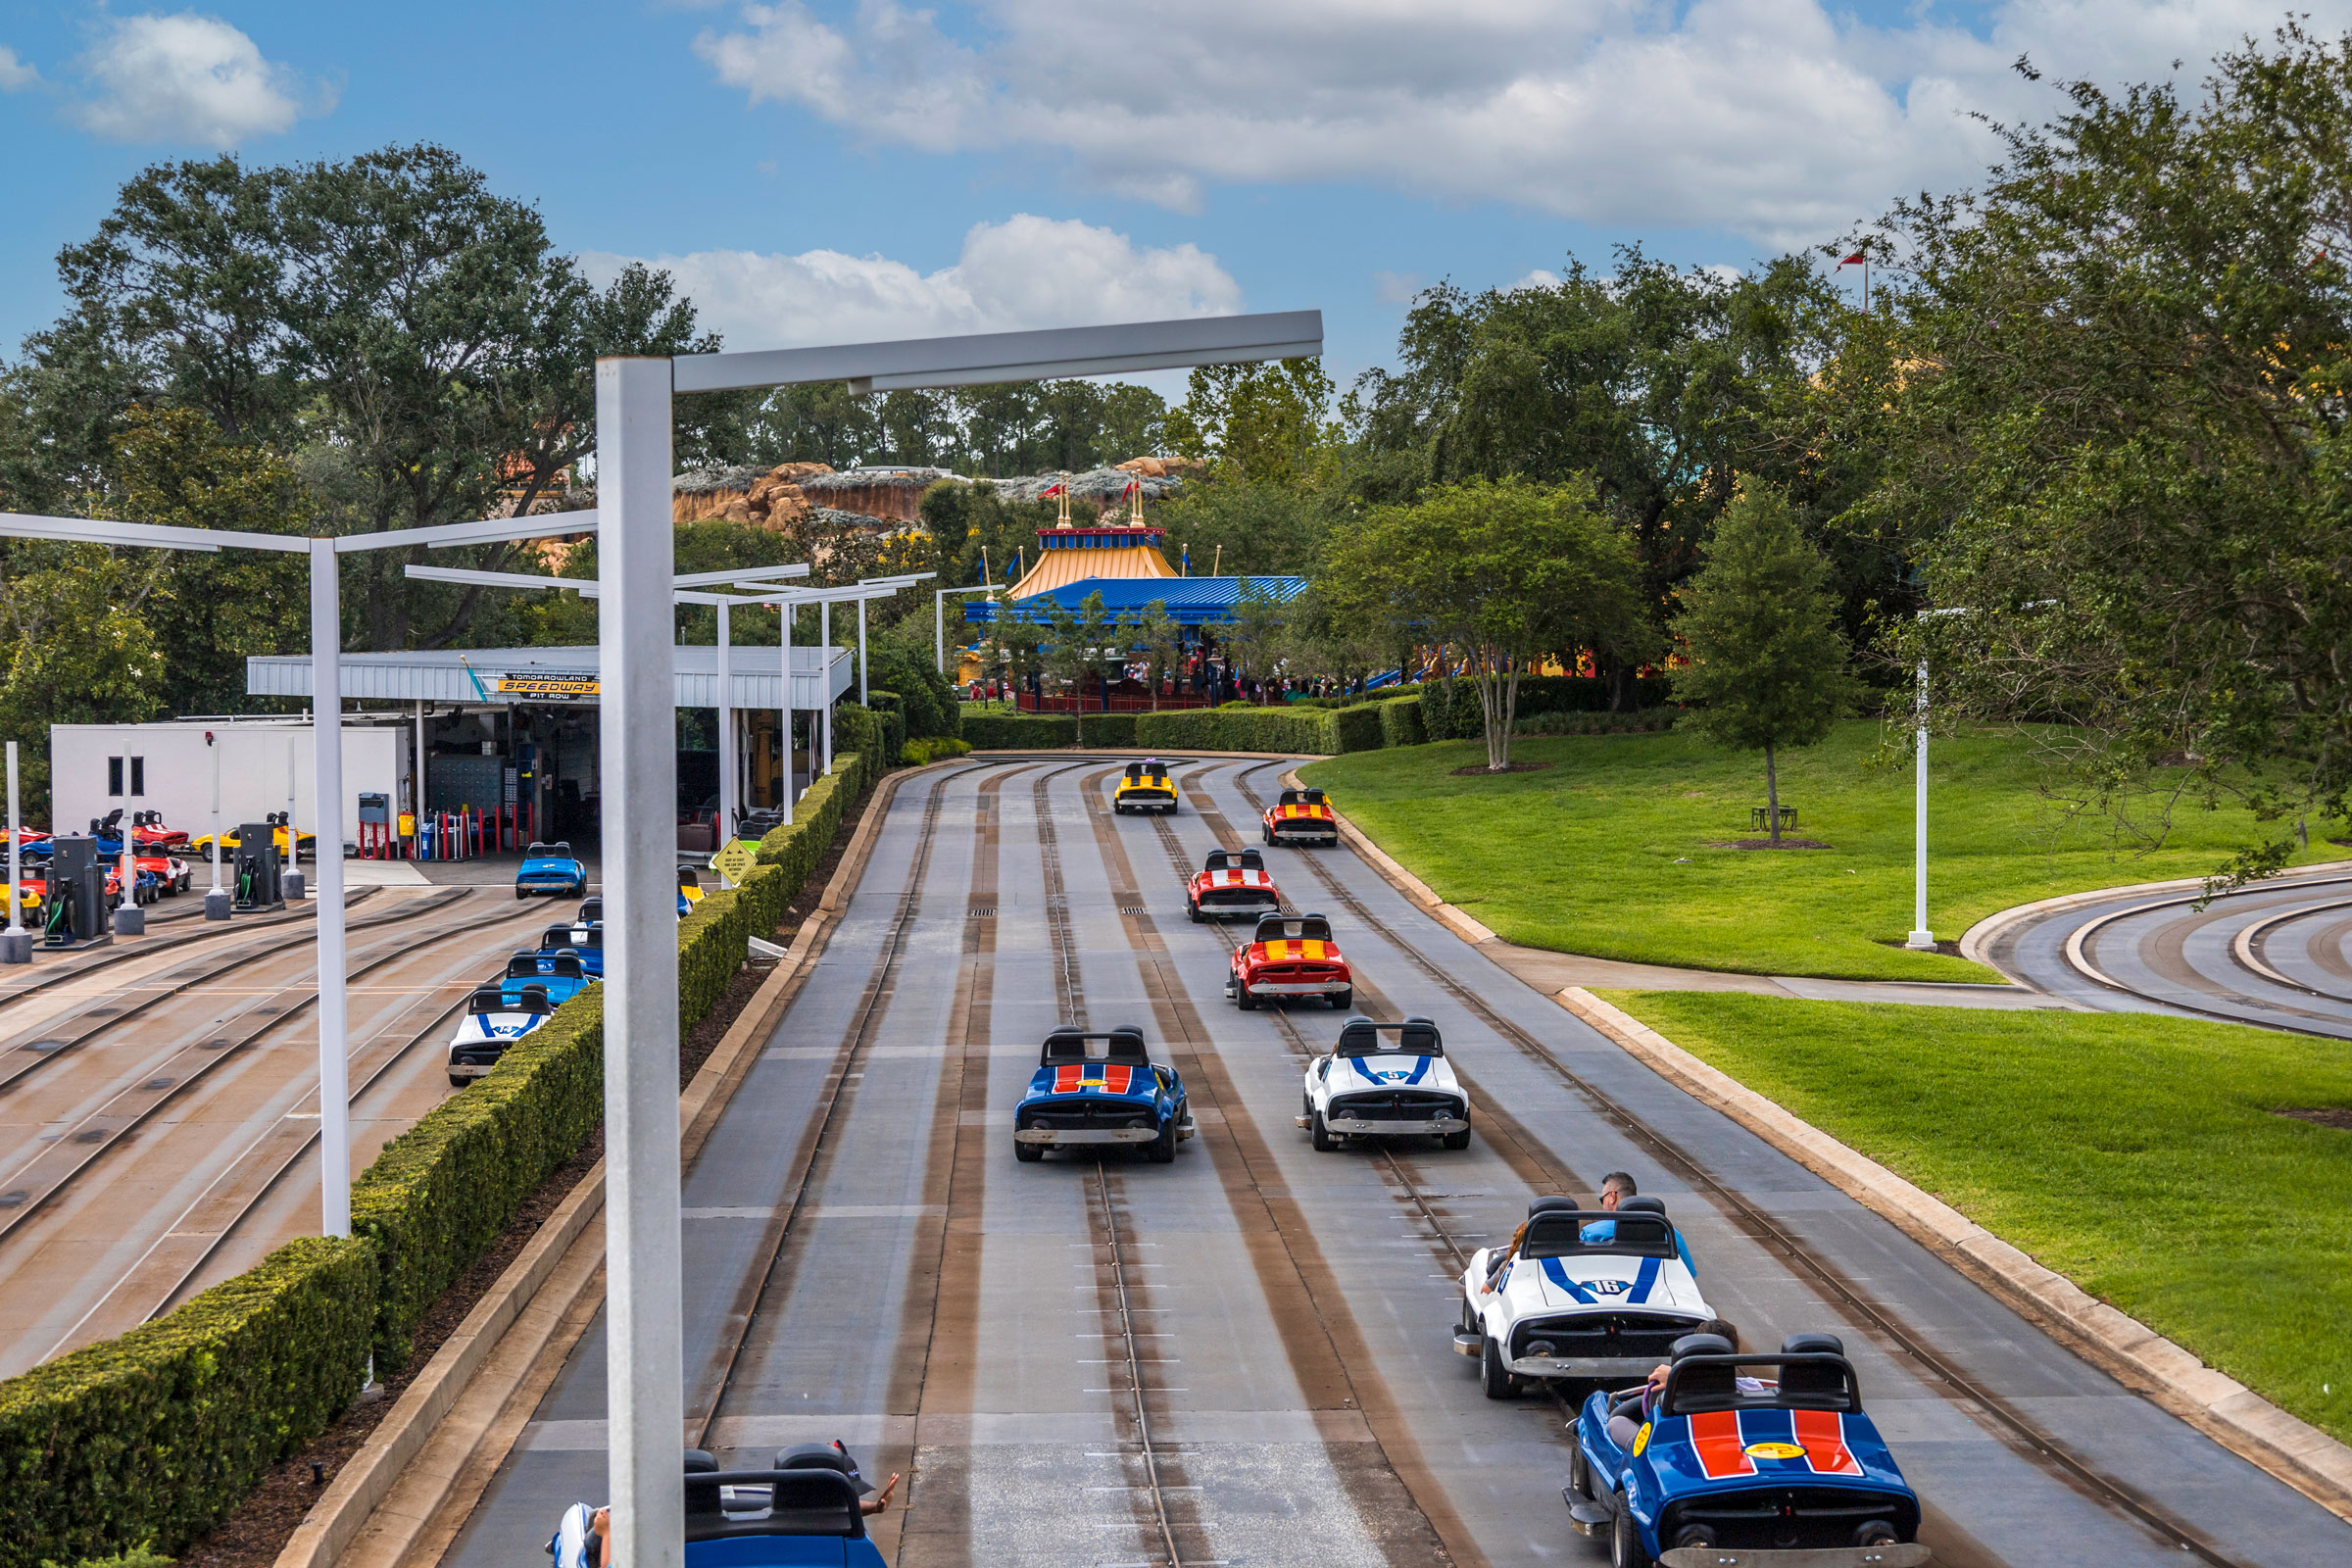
[233,823,283,911]
[41,836,110,949]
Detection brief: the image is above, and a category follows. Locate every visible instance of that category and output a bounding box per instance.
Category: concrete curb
[1955,858,2352,969]
[272,760,938,1568]
[1552,985,2352,1526]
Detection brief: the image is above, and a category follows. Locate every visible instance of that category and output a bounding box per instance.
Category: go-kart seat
[1527,1195,1581,1217]
[1778,1334,1853,1405]
[1666,1357,1741,1413]
[1671,1332,1735,1360]
[1040,1025,1152,1066]
[774,1442,876,1497]
[1617,1196,1666,1215]
[1783,1331,1844,1355]
[1397,1016,1442,1054]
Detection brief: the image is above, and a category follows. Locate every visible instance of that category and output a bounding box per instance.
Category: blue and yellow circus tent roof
[968,515,1304,627]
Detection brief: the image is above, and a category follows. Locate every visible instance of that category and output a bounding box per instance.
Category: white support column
[858,596,868,706]
[596,357,684,1568]
[310,538,352,1236]
[2,742,26,963]
[715,600,737,858]
[779,600,795,825]
[1907,655,1935,951]
[414,701,427,858]
[820,601,833,776]
[935,592,945,674]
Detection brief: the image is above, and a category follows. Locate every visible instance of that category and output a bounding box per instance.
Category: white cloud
[582,214,1242,353]
[0,46,39,92]
[70,12,331,146]
[689,0,2347,245]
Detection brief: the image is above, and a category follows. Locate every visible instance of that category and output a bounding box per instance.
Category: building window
[129,757,145,796]
[108,758,123,796]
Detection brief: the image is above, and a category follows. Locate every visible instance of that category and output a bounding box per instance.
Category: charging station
[42,836,111,950]
[233,824,284,911]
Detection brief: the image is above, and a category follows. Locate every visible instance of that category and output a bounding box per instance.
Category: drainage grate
[967,907,997,917]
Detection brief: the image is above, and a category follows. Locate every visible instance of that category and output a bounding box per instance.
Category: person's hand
[589,1507,612,1568]
[861,1473,903,1515]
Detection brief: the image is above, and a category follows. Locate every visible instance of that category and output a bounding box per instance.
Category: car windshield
[1520,1211,1679,1261]
[471,986,552,1016]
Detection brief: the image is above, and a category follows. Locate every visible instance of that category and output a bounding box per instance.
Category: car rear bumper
[1658,1548,1929,1568]
[446,1059,498,1080]
[1015,1126,1158,1145]
[1323,1111,1468,1136]
[1269,822,1337,840]
[1198,897,1278,915]
[1508,1352,1660,1378]
[1247,979,1349,996]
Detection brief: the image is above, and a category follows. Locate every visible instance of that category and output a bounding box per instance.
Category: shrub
[1513,708,1681,737]
[1377,695,1427,748]
[43,1545,176,1568]
[1327,702,1389,754]
[961,710,1076,748]
[901,736,973,765]
[1132,707,1341,754]
[0,1237,375,1565]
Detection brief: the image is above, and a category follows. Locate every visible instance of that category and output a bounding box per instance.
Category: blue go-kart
[517,841,587,901]
[1566,1332,1927,1567]
[550,1446,890,1568]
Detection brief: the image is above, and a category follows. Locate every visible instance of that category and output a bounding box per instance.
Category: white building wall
[50,721,407,847]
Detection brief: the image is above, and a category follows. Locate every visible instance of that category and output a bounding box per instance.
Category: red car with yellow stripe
[1186,847,1282,922]
[1565,1332,1927,1566]
[1261,787,1338,847]
[1226,912,1352,1010]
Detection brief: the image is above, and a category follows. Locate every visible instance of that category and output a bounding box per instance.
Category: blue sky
[0,1,2327,390]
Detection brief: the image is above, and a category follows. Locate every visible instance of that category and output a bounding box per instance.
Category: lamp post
[1908,602,2054,951]
[0,505,598,1237]
[2,741,25,963]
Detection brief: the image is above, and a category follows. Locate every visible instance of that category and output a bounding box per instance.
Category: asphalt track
[441,759,2352,1568]
[1984,864,2352,1040]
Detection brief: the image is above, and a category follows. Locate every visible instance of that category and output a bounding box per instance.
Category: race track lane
[433,760,2352,1568]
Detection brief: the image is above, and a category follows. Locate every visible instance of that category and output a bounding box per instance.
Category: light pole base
[1905,929,1937,951]
[0,930,30,964]
[113,906,146,937]
[283,869,306,902]
[205,889,233,921]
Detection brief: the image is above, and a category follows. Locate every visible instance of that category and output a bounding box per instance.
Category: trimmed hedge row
[960,710,1141,749]
[1131,707,1347,754]
[0,1236,376,1566]
[0,750,884,1566]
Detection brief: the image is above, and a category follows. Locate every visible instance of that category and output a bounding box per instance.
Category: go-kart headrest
[1250,914,1334,945]
[540,925,576,950]
[526,842,553,858]
[1278,788,1306,806]
[1203,848,1266,872]
[680,1467,865,1541]
[774,1442,874,1495]
[554,841,572,856]
[1334,1016,1446,1058]
[1526,1195,1581,1217]
[684,1449,718,1473]
[1522,1209,1677,1260]
[1617,1196,1665,1215]
[1671,1333,1735,1361]
[577,897,603,921]
[1659,1351,1862,1417]
[678,867,702,888]
[470,982,553,1015]
[1040,1025,1152,1067]
[1123,761,1150,780]
[1782,1331,1844,1356]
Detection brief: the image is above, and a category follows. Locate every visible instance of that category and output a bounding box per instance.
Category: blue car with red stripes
[1010,1025,1194,1164]
[1563,1332,1927,1567]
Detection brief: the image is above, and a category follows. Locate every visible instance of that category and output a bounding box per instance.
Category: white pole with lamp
[1908,602,2054,951]
[2,741,26,963]
[206,730,228,920]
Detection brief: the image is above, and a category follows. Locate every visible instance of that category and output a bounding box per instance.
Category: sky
[0,1,2339,391]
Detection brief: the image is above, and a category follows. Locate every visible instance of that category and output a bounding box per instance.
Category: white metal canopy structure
[0,507,598,1243]
[596,310,1319,1568]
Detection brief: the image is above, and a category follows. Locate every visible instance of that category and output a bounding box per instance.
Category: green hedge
[1327,702,1389,754]
[957,710,1141,748]
[1377,696,1427,748]
[902,737,972,765]
[0,1236,376,1565]
[1131,707,1340,754]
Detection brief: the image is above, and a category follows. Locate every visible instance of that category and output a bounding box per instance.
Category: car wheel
[1482,1335,1516,1399]
[1567,1441,1592,1503]
[1612,1501,1654,1568]
[1013,1140,1044,1163]
[1442,1126,1472,1151]
[1147,1118,1178,1163]
[448,1073,470,1088]
[1188,900,1202,923]
[1309,1110,1336,1152]
[1330,989,1352,1010]
[1236,985,1256,1010]
[515,888,528,901]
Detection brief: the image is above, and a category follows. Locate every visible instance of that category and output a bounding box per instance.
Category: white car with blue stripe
[1297,1015,1470,1151]
[1453,1196,1730,1397]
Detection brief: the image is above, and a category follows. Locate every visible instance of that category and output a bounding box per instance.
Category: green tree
[1670,484,1859,845]
[1219,580,1291,696]
[1321,476,1644,769]
[1128,600,1183,708]
[1042,591,1116,745]
[1165,359,1337,484]
[1854,26,2352,877]
[0,547,172,817]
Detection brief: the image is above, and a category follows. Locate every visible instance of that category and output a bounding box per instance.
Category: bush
[840,701,905,768]
[901,736,973,765]
[351,991,604,1369]
[960,710,1076,749]
[0,1237,375,1565]
[1132,707,1341,754]
[1377,695,1427,748]
[43,1545,176,1568]
[1327,702,1390,754]
[1514,708,1681,737]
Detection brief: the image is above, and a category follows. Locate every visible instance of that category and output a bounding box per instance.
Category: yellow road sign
[711,839,758,884]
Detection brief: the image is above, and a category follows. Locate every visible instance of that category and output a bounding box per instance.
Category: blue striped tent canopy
[965,575,1306,627]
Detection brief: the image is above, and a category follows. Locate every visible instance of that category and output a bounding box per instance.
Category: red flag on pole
[1839,252,1866,266]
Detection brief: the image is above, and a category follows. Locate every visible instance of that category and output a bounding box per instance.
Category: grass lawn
[1300,721,2341,980]
[1600,991,2352,1446]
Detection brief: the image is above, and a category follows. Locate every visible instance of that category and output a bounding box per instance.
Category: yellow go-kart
[191,822,317,861]
[1112,758,1178,815]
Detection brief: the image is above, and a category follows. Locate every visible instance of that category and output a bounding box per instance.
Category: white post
[820,601,833,777]
[209,739,222,891]
[715,599,737,863]
[2,742,25,963]
[779,599,795,825]
[414,700,427,858]
[596,357,684,1568]
[935,590,945,674]
[858,596,868,706]
[310,539,353,1235]
[1906,654,1934,951]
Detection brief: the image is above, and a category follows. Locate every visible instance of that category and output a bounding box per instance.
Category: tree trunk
[1765,741,1781,846]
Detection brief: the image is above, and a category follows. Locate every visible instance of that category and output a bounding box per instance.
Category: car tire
[515,888,528,901]
[1442,1125,1472,1151]
[1236,985,1256,1010]
[448,1073,469,1088]
[1331,989,1352,1010]
[1482,1335,1515,1399]
[1310,1110,1336,1152]
[1013,1140,1044,1163]
[1611,1501,1654,1568]
[1567,1441,1592,1503]
[1148,1118,1178,1163]
[1188,900,1202,923]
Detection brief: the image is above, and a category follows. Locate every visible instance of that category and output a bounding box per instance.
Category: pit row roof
[248,645,854,710]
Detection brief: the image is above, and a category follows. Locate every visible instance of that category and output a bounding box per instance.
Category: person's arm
[861,1473,904,1515]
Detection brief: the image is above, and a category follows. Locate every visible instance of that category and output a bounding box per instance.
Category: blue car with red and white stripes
[1010,1025,1193,1164]
[1563,1332,1927,1567]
